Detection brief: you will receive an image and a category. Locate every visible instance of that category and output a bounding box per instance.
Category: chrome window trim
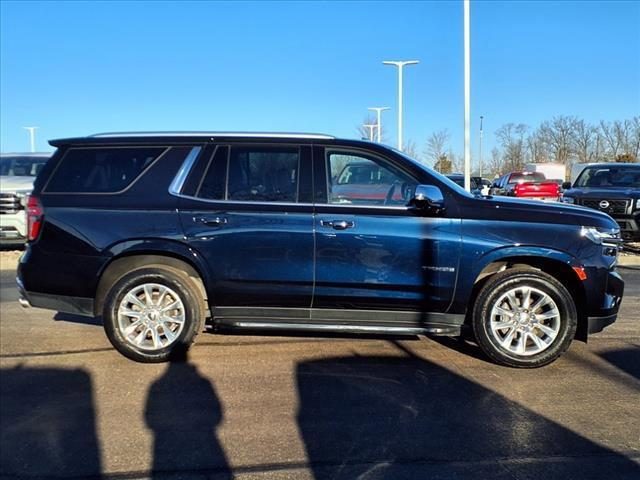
[167,144,411,211]
[169,192,410,211]
[168,146,202,195]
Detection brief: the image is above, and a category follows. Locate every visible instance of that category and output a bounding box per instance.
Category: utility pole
[23,126,38,153]
[363,124,377,142]
[368,107,390,143]
[479,115,484,177]
[382,60,419,151]
[463,0,471,191]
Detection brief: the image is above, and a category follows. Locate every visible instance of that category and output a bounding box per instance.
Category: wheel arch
[466,248,588,341]
[95,241,211,317]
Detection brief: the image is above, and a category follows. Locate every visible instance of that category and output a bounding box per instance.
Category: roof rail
[89,131,335,139]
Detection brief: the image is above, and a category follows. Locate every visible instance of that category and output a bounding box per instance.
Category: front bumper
[0,211,27,243]
[587,314,618,334]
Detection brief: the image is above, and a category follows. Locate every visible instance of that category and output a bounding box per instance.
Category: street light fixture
[23,126,38,153]
[382,60,419,151]
[367,107,390,143]
[362,124,377,142]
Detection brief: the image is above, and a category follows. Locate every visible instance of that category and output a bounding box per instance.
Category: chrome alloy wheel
[489,286,561,356]
[117,283,185,351]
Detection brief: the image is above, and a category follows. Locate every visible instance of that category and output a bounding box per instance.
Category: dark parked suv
[17,132,625,367]
[561,163,640,241]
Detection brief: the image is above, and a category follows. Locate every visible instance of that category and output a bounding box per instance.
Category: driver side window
[326,151,416,206]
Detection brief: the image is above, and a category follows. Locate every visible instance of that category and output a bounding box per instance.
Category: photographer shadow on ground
[295,341,640,480]
[144,348,232,479]
[0,365,101,477]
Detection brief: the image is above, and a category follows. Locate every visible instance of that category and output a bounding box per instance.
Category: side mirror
[562,181,572,190]
[411,184,444,211]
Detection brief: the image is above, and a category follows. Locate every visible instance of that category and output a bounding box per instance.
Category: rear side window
[45,147,166,193]
[226,146,299,202]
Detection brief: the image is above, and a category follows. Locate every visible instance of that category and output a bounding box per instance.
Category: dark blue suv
[17,133,625,367]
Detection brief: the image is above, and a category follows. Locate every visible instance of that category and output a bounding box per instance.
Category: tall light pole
[382,60,419,151]
[23,126,38,153]
[463,0,471,191]
[479,115,484,177]
[363,124,377,142]
[368,106,390,143]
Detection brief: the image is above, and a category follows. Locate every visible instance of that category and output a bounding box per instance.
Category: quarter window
[327,152,416,206]
[226,147,299,202]
[197,146,228,200]
[45,147,165,193]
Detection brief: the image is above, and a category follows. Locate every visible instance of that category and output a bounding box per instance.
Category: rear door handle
[193,216,227,226]
[320,219,355,230]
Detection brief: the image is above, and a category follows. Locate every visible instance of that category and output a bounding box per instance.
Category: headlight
[580,226,622,246]
[636,198,640,209]
[562,196,575,204]
[14,191,30,208]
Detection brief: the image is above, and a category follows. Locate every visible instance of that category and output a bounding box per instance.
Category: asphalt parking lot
[0,255,639,480]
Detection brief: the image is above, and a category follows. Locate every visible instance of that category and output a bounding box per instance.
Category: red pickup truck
[490,171,561,201]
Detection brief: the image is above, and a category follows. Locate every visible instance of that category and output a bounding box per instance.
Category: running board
[215,319,461,336]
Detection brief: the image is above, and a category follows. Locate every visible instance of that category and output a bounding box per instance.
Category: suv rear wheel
[103,266,205,363]
[472,268,577,368]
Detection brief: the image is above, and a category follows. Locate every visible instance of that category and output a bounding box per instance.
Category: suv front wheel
[103,266,205,363]
[472,268,577,368]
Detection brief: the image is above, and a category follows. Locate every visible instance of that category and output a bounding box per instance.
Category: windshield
[0,156,49,177]
[574,166,640,188]
[382,146,473,197]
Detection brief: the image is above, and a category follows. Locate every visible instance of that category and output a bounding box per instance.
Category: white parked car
[0,153,51,245]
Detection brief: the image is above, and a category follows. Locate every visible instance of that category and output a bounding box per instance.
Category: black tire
[103,266,205,363]
[472,268,577,368]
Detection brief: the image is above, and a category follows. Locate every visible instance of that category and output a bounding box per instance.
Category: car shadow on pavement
[145,351,232,479]
[600,346,640,381]
[295,342,640,480]
[0,365,102,478]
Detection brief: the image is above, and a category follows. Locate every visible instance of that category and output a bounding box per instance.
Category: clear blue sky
[1,0,638,157]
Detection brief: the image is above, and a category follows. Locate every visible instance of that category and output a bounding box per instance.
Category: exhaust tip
[18,296,31,308]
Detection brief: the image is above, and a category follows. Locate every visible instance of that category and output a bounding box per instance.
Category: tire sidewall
[474,271,577,368]
[103,268,202,363]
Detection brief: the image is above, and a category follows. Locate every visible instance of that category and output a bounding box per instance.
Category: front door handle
[193,216,227,226]
[320,219,355,230]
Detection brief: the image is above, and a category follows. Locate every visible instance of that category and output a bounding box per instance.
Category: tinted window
[227,146,299,202]
[574,166,640,188]
[0,156,49,177]
[327,152,416,206]
[197,146,228,200]
[45,147,165,193]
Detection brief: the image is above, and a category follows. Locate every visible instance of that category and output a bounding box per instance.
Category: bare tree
[404,139,420,162]
[496,123,528,171]
[540,116,577,164]
[424,129,450,168]
[630,116,640,161]
[488,147,503,178]
[599,121,621,161]
[526,128,549,163]
[571,119,597,164]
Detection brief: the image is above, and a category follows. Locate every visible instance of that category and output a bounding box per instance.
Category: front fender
[451,244,580,315]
